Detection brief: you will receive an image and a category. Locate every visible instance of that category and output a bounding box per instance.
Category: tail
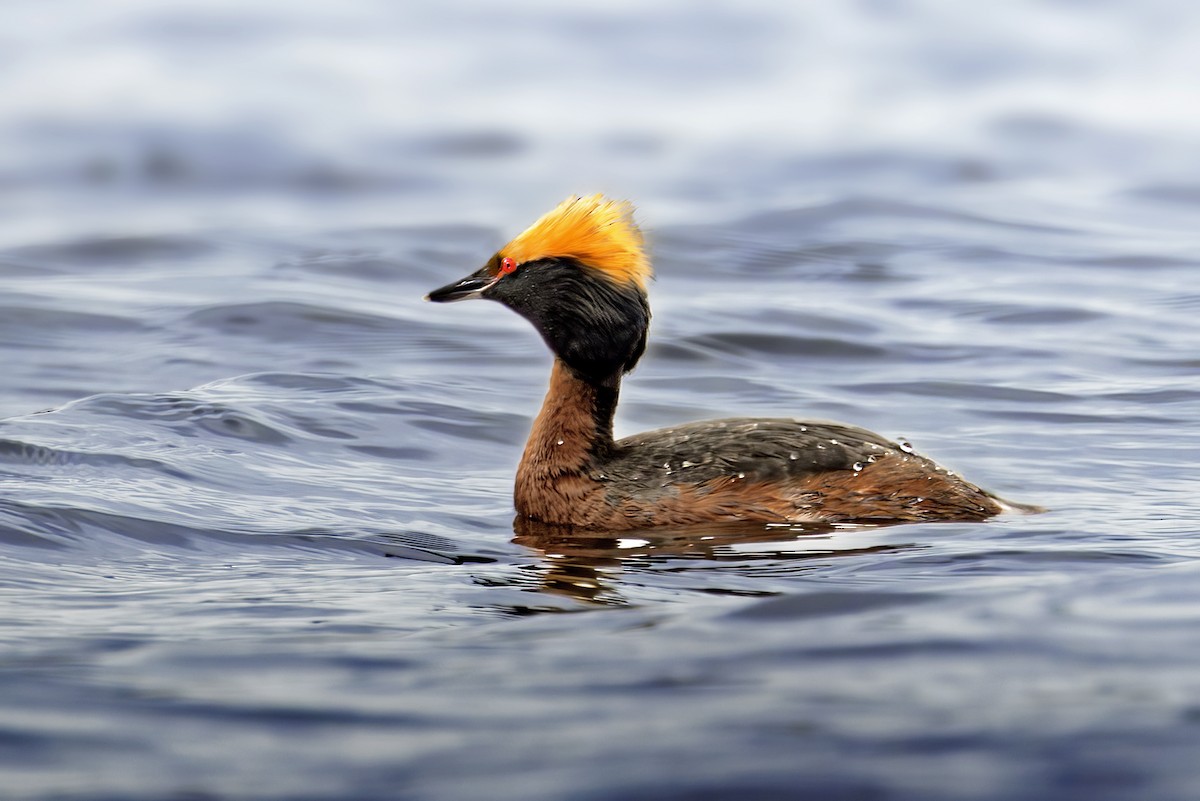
[990,494,1047,516]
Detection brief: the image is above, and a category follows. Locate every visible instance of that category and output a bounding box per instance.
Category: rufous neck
[524,359,619,466]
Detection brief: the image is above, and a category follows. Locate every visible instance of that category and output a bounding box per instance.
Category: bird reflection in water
[511,517,917,605]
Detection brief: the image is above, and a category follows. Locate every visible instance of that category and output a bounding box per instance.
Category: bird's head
[427,194,652,382]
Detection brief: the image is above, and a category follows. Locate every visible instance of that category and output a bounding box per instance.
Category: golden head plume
[499,195,651,291]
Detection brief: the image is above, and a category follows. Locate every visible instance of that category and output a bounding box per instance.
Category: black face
[427,257,650,383]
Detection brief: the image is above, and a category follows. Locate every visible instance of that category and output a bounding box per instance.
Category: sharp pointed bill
[424,270,496,303]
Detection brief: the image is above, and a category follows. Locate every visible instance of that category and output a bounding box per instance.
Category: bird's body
[428,195,1023,531]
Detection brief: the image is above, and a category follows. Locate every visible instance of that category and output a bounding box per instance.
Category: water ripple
[11,234,215,267]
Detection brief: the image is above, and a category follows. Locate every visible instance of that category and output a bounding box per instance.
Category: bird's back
[597,418,1005,528]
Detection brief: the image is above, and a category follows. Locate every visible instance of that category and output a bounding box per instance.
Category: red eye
[499,257,517,274]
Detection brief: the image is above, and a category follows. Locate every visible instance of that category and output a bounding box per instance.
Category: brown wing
[601,418,1002,527]
[609,418,898,484]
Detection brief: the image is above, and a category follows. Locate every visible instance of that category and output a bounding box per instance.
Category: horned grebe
[427,195,1027,530]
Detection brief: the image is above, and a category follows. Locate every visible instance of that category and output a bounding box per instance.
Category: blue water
[3,2,1200,799]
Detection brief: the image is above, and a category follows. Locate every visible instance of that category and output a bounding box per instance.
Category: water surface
[2,2,1200,800]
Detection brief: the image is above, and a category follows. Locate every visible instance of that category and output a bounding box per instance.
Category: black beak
[424,270,495,303]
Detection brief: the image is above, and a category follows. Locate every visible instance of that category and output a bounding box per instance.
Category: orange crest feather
[500,195,651,290]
